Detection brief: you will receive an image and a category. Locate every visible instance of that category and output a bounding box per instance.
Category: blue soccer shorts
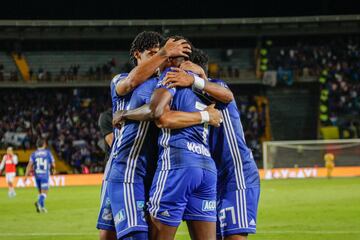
[148,167,217,227]
[35,177,49,191]
[96,180,148,239]
[217,186,260,237]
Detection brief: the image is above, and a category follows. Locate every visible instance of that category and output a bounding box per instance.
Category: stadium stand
[0,87,267,172]
[267,38,360,139]
[0,52,19,81]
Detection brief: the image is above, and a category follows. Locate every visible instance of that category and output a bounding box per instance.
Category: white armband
[193,75,205,90]
[200,111,210,123]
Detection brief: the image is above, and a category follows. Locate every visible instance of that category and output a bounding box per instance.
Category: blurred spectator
[0,88,111,173]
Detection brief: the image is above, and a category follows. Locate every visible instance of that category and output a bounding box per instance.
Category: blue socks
[38,193,47,208]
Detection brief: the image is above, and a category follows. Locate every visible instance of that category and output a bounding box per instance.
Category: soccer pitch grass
[0,178,359,240]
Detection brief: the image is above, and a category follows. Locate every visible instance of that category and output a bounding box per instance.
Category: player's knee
[225,234,248,240]
[99,229,117,240]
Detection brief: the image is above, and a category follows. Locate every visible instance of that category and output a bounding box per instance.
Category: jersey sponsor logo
[160,210,170,217]
[249,219,256,226]
[202,200,216,211]
[187,142,211,157]
[114,209,126,225]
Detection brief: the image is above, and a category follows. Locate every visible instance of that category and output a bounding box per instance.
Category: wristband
[200,111,210,123]
[193,76,205,90]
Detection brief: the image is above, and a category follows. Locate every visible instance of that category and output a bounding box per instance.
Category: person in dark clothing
[98,108,113,161]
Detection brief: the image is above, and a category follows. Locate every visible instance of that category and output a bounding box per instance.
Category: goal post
[262,139,360,179]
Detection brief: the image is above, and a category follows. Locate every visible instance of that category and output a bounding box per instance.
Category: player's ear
[134,50,141,62]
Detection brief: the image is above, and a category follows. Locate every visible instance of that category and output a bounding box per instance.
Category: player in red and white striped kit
[0,147,18,198]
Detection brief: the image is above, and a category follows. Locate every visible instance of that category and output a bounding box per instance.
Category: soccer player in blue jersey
[97,31,192,240]
[25,138,56,213]
[112,39,225,240]
[163,48,261,240]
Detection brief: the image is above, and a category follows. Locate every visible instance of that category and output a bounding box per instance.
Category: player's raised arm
[164,66,234,104]
[116,37,192,96]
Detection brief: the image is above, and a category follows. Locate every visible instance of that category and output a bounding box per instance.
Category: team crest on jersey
[114,209,126,225]
[202,200,216,211]
[136,201,145,210]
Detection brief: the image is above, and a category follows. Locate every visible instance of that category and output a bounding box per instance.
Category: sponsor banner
[1,167,359,187]
[0,174,103,188]
[259,166,360,180]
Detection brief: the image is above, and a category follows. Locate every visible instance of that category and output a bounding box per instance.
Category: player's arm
[98,110,114,147]
[51,162,56,175]
[0,158,5,175]
[50,154,56,175]
[112,90,222,129]
[24,159,33,181]
[164,65,234,103]
[150,87,222,128]
[115,39,191,96]
[156,104,221,129]
[105,133,113,147]
[114,103,221,129]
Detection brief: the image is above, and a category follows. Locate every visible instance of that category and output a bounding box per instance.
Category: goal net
[263,139,360,171]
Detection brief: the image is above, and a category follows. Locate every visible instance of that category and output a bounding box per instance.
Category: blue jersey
[107,77,159,183]
[29,149,54,179]
[156,68,216,173]
[104,73,132,178]
[209,79,260,193]
[110,73,131,138]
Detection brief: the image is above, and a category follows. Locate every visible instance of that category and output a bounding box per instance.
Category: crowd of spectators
[28,58,132,82]
[236,96,267,163]
[0,88,110,173]
[0,63,19,82]
[269,38,360,138]
[0,86,267,172]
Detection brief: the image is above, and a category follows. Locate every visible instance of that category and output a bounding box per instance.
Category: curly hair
[190,48,209,73]
[129,31,164,66]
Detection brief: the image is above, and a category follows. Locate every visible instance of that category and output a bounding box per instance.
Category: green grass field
[0,178,359,240]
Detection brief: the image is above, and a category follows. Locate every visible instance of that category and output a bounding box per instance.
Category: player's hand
[112,110,126,129]
[180,61,207,79]
[161,38,192,58]
[163,68,194,88]
[206,104,223,127]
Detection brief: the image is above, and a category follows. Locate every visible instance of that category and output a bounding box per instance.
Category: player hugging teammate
[97,31,260,240]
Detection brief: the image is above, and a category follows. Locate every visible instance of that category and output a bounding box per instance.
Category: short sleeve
[98,109,113,138]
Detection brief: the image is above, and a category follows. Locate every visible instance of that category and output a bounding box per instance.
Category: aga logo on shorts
[114,209,126,225]
[202,200,216,211]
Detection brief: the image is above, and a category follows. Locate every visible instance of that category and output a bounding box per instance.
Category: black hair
[36,138,46,148]
[129,31,164,66]
[190,48,209,73]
